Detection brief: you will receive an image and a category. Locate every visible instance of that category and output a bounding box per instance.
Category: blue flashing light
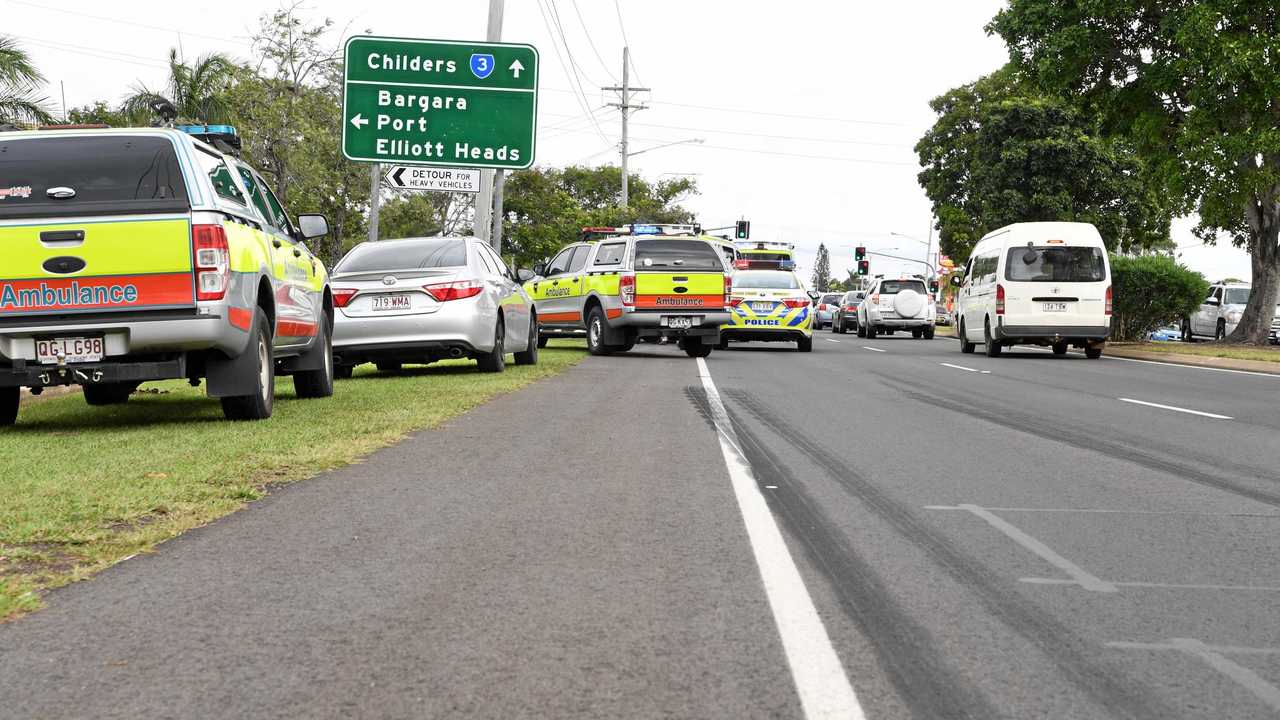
[177,124,238,137]
[631,224,661,235]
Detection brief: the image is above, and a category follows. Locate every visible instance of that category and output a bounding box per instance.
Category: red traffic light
[857,259,870,275]
[855,246,866,261]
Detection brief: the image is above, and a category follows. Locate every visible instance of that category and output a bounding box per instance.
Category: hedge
[1109,254,1208,341]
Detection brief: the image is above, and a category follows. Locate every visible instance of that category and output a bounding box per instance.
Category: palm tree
[123,49,235,124]
[0,35,53,126]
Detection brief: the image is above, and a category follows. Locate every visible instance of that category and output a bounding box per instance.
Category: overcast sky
[5,0,1253,283]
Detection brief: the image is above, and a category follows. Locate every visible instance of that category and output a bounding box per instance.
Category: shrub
[1109,254,1208,341]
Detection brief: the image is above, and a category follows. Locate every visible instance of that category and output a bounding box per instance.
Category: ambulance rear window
[0,135,189,219]
[634,239,723,270]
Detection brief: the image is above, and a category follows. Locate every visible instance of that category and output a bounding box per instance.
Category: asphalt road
[3,332,1279,719]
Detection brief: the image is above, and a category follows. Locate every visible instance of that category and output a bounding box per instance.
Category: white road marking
[1023,577,1280,592]
[939,362,979,373]
[1108,639,1280,711]
[1105,355,1280,379]
[860,346,885,353]
[825,338,841,343]
[765,485,778,489]
[696,358,865,719]
[925,505,1280,518]
[1118,397,1233,420]
[943,504,1117,592]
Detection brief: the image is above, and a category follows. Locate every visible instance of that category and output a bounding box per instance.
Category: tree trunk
[1226,204,1280,345]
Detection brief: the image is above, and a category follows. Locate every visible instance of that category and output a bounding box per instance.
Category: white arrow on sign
[509,59,525,78]
[350,113,369,129]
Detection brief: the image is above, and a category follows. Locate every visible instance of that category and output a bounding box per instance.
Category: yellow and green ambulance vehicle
[0,125,334,424]
[734,241,796,271]
[521,225,731,357]
[720,269,817,352]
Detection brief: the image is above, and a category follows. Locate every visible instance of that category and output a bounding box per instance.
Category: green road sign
[342,36,538,169]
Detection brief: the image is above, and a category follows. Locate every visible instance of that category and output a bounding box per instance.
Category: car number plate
[371,294,413,311]
[665,316,695,329]
[1042,302,1068,312]
[750,301,775,312]
[36,337,104,364]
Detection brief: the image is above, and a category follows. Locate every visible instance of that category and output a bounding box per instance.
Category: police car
[720,269,816,351]
[522,224,732,357]
[0,124,334,424]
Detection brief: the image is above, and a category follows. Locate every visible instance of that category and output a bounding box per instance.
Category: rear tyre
[536,335,549,349]
[856,322,867,338]
[683,337,713,358]
[221,314,275,421]
[376,362,401,373]
[1215,320,1226,341]
[477,318,506,373]
[833,318,844,334]
[923,326,935,340]
[586,306,608,356]
[1181,319,1193,343]
[0,387,17,426]
[983,319,1002,358]
[866,324,877,339]
[83,382,137,406]
[1051,341,1068,356]
[911,328,923,339]
[959,319,976,354]
[334,365,354,380]
[717,337,729,350]
[797,334,813,353]
[514,315,539,365]
[294,321,334,399]
[1085,346,1103,359]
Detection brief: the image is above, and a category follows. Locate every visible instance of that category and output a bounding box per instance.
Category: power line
[0,0,253,47]
[547,0,605,87]
[570,0,617,82]
[9,34,169,70]
[611,0,644,86]
[535,0,610,146]
[627,119,914,149]
[647,99,907,128]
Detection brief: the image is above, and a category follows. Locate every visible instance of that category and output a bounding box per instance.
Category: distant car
[1148,325,1180,342]
[935,303,953,326]
[720,269,815,351]
[331,237,537,376]
[858,278,935,339]
[1181,283,1280,343]
[831,291,865,334]
[814,293,842,329]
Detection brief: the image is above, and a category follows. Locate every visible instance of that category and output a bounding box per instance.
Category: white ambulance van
[953,222,1111,359]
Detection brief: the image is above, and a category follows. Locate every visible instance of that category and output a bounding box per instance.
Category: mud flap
[205,309,259,398]
[278,324,329,373]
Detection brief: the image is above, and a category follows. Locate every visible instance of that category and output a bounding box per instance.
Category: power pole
[604,47,648,207]
[367,162,381,243]
[474,0,504,246]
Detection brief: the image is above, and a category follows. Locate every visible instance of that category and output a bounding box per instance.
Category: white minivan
[953,222,1111,359]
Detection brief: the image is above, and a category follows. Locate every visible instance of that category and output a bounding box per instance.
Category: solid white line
[1118,397,1233,420]
[1109,639,1280,711]
[860,346,885,353]
[1023,577,1280,592]
[1105,354,1280,379]
[926,505,1280,518]
[696,358,865,720]
[826,338,841,343]
[954,504,1118,592]
[939,362,979,373]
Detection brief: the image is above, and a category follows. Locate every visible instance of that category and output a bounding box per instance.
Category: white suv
[857,278,935,339]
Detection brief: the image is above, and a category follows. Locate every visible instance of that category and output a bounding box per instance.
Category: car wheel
[959,319,976,354]
[1052,341,1068,355]
[1215,319,1226,341]
[856,322,866,338]
[866,324,877,339]
[911,328,923,339]
[294,320,334,399]
[984,318,1002,357]
[1085,346,1103,359]
[683,337,713,358]
[334,365,354,380]
[477,317,506,372]
[83,382,137,406]
[221,314,275,421]
[797,334,813,352]
[923,326,935,340]
[1181,319,1193,343]
[717,337,729,350]
[586,306,608,356]
[514,314,539,365]
[536,335,549,349]
[0,386,17,426]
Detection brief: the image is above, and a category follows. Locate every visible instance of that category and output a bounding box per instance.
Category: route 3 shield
[470,54,495,79]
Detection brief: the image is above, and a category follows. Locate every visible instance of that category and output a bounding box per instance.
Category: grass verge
[0,343,584,619]
[1115,341,1280,363]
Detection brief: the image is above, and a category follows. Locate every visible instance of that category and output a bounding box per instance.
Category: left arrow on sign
[350,113,369,129]
[391,167,407,186]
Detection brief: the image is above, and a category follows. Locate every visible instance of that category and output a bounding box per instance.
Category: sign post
[384,165,482,193]
[342,36,538,170]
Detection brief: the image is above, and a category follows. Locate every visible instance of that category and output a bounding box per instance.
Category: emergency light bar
[578,223,704,241]
[177,124,242,153]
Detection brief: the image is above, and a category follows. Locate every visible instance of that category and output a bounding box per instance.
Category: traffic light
[857,260,870,276]
[735,220,750,239]
[928,279,940,294]
[855,246,866,261]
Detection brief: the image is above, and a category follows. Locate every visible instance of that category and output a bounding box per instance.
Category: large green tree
[811,243,832,291]
[501,166,697,267]
[123,49,235,124]
[0,35,53,126]
[990,2,1280,344]
[916,66,1173,263]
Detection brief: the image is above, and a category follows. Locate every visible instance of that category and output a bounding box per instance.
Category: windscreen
[634,239,724,270]
[879,280,926,294]
[1005,246,1106,282]
[0,135,189,218]
[1225,288,1251,305]
[820,294,841,304]
[337,239,467,273]
[733,271,800,289]
[741,252,790,262]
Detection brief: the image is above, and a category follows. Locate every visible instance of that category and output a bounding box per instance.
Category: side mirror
[516,268,536,283]
[807,290,820,303]
[950,274,964,287]
[531,262,547,278]
[297,213,329,240]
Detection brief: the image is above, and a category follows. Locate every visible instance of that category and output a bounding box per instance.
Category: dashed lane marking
[1118,397,1233,420]
[697,357,866,719]
[861,346,885,353]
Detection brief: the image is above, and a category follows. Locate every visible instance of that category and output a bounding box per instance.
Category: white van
[953,222,1111,358]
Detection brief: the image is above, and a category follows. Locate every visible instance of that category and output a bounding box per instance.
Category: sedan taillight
[424,280,483,302]
[333,288,359,308]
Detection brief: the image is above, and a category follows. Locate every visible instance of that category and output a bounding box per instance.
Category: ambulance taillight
[619,274,635,306]
[193,224,230,301]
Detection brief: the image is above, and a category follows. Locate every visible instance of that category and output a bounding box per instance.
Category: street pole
[605,47,648,208]
[474,0,504,244]
[490,169,505,253]
[367,162,381,243]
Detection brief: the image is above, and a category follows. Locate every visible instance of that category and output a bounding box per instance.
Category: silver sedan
[330,237,537,376]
